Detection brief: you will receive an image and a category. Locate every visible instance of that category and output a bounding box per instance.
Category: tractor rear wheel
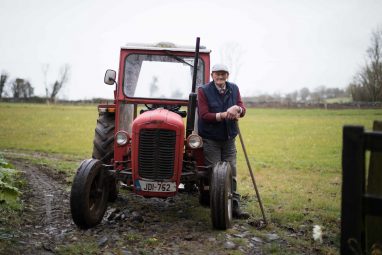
[92,112,118,202]
[210,161,233,230]
[70,159,109,229]
[92,112,115,163]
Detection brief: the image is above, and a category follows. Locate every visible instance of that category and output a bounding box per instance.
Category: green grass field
[236,108,380,253]
[0,102,381,253]
[0,103,98,156]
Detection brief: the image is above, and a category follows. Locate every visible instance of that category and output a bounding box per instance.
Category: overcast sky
[1,0,381,100]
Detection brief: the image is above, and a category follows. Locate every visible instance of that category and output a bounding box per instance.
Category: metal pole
[191,37,200,93]
[186,37,200,137]
[237,122,267,225]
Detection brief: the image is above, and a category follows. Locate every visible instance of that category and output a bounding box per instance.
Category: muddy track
[11,160,74,254]
[8,159,273,255]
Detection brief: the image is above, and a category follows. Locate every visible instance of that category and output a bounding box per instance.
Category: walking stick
[237,122,267,226]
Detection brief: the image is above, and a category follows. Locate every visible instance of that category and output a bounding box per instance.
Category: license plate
[137,180,177,192]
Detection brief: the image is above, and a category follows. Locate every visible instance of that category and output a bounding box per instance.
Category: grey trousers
[203,138,240,199]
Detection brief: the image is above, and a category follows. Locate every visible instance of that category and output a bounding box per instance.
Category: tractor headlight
[187,133,203,149]
[116,131,129,146]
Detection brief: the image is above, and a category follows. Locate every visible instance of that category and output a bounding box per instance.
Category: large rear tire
[70,159,109,229]
[210,161,233,230]
[92,112,115,163]
[92,112,118,202]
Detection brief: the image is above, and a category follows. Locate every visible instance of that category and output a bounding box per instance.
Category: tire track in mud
[12,160,74,254]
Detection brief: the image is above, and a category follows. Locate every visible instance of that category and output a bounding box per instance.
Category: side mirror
[104,69,116,85]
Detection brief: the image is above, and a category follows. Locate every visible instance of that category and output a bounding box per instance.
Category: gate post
[341,126,365,254]
[366,121,382,251]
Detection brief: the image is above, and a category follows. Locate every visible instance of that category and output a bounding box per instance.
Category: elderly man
[197,64,249,219]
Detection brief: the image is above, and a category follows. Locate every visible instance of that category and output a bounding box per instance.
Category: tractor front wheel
[70,159,109,229]
[210,161,233,230]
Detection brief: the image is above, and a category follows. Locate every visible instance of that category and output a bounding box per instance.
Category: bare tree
[11,78,23,98]
[49,64,70,102]
[11,78,34,98]
[349,28,382,101]
[11,78,33,98]
[299,87,310,102]
[0,72,8,99]
[366,29,382,100]
[220,42,244,83]
[41,64,50,99]
[348,82,368,101]
[22,81,34,98]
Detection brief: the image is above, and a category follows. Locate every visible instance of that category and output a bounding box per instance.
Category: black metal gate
[341,122,382,254]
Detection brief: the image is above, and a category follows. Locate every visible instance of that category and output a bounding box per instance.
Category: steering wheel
[144,104,181,111]
[167,105,181,111]
[144,104,154,110]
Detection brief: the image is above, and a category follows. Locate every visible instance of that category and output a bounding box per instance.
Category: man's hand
[226,105,241,120]
[217,106,241,121]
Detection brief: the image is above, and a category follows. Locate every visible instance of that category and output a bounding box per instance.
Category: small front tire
[70,159,109,229]
[210,161,233,230]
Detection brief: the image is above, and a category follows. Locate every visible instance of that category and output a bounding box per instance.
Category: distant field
[0,102,381,253]
[0,103,98,156]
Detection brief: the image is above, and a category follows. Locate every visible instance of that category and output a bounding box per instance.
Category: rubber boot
[232,193,250,219]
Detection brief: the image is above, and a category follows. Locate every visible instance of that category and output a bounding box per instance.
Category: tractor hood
[132,108,184,133]
[131,108,185,197]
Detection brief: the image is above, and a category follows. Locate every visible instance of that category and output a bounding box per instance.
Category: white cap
[211,64,229,73]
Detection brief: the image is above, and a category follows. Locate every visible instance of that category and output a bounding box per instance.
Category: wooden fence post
[366,121,382,251]
[341,126,365,254]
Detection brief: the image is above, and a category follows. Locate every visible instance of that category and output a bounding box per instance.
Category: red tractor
[70,38,234,230]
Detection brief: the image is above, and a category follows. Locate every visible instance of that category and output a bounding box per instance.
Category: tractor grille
[138,129,176,179]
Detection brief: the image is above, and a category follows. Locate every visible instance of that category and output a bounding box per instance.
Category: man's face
[211,71,229,87]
